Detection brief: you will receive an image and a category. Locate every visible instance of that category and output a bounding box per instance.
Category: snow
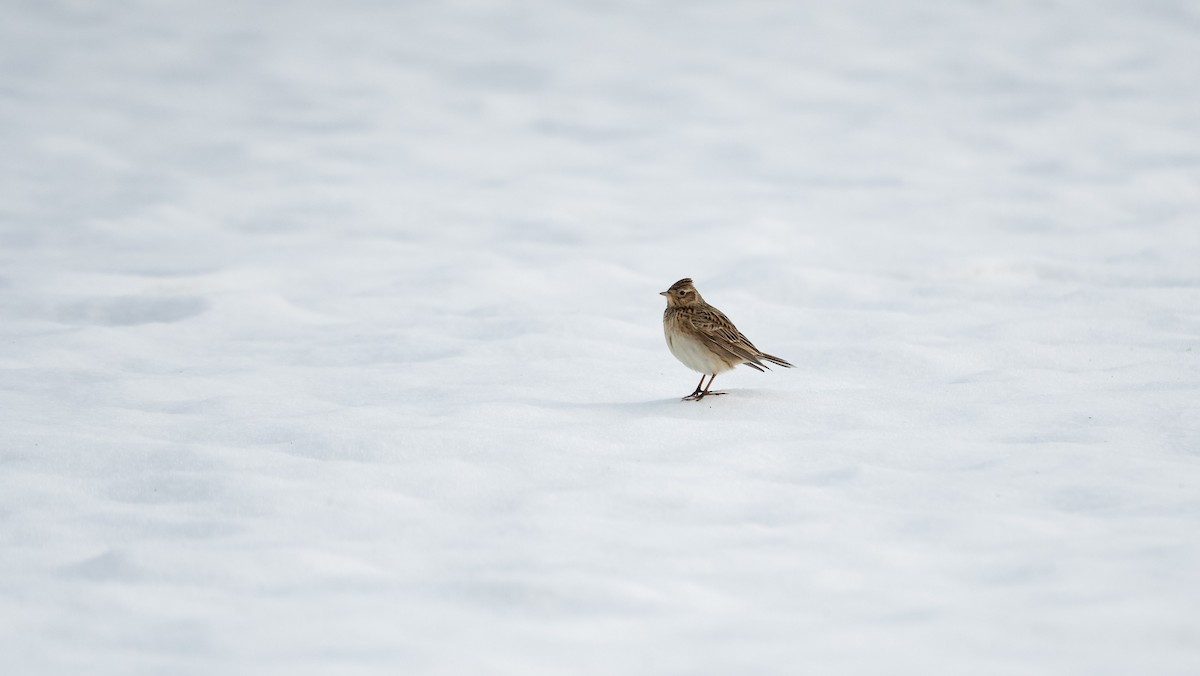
[2,0,1199,674]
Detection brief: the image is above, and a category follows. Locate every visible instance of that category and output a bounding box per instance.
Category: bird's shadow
[525,390,768,415]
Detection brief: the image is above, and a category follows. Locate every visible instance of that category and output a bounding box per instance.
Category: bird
[660,278,793,401]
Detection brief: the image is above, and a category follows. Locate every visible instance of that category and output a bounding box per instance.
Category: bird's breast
[664,317,735,375]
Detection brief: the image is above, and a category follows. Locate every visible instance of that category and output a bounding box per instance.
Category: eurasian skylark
[660,278,793,400]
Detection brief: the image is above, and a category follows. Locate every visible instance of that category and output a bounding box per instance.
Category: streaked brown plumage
[660,278,793,400]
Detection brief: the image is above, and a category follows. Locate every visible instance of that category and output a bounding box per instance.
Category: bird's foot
[683,390,726,401]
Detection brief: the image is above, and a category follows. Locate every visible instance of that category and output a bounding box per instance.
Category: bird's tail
[759,352,794,369]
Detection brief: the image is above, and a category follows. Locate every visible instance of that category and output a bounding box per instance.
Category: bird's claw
[682,391,726,401]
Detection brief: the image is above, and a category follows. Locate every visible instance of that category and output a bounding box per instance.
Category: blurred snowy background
[2,0,1198,674]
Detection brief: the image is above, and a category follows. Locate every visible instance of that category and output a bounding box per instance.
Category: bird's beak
[659,291,669,296]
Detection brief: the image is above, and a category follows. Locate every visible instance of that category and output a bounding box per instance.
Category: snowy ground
[2,1,1199,674]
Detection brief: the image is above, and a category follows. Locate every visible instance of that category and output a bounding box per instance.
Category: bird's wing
[688,306,769,370]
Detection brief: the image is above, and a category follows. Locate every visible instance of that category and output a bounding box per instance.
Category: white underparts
[665,330,734,375]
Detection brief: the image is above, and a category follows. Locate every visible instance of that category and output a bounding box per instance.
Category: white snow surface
[2,1,1199,674]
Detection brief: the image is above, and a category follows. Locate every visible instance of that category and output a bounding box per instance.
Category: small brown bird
[660,278,793,400]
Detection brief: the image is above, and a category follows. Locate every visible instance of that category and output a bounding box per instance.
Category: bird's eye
[677,290,686,296]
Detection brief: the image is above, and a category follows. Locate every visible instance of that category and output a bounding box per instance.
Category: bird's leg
[682,374,707,400]
[696,374,726,400]
[686,374,727,401]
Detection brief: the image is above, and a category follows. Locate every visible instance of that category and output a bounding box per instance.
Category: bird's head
[660,278,702,307]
